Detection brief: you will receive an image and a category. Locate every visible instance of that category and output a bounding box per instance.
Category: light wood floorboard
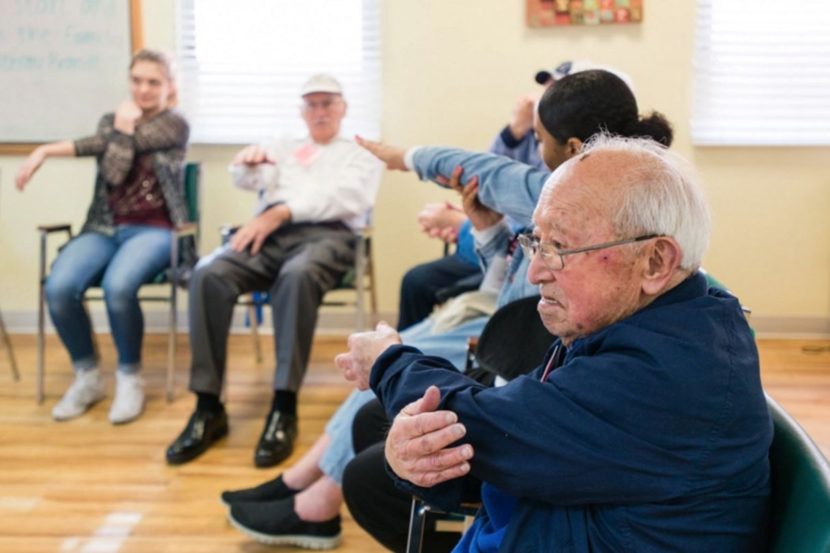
[0,334,827,552]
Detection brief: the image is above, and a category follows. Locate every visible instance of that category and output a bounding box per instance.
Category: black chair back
[475,295,554,381]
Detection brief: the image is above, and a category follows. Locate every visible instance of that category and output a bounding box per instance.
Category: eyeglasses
[517,232,661,271]
[302,98,341,112]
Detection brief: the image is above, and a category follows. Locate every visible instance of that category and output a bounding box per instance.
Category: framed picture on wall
[526,0,643,27]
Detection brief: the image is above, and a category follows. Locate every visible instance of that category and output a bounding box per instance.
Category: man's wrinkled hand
[385,386,474,487]
[232,144,276,166]
[229,208,284,254]
[335,322,402,390]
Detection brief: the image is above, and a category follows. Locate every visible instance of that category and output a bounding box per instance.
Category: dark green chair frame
[35,162,201,403]
[766,394,830,552]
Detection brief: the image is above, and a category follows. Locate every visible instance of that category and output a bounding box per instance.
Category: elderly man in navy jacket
[338,134,771,552]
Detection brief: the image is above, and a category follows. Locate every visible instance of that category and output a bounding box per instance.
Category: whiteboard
[0,0,135,144]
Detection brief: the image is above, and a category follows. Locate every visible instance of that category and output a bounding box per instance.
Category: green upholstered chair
[36,162,201,403]
[701,268,753,317]
[766,394,830,552]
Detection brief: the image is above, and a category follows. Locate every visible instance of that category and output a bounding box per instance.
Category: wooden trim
[0,0,144,155]
[130,0,144,52]
[0,144,38,155]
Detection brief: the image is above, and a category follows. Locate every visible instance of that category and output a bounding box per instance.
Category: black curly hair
[537,69,673,147]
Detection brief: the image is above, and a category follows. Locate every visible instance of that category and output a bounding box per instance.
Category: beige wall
[1,1,828,334]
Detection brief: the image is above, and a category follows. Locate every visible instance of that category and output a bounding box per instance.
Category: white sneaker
[108,372,145,425]
[52,369,106,421]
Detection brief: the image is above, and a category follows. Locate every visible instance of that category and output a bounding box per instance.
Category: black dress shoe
[166,409,229,465]
[254,411,297,468]
[228,497,341,549]
[220,473,298,507]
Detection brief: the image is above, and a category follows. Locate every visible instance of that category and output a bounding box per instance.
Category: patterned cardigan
[73,109,196,269]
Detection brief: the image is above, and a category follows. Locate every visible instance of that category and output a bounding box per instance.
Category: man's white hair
[562,134,711,270]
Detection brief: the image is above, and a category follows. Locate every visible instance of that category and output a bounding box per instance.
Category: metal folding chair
[35,162,201,403]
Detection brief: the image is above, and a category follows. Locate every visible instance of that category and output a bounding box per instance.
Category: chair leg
[355,237,366,331]
[249,301,263,364]
[167,283,177,403]
[37,230,48,404]
[368,254,378,319]
[0,310,19,381]
[405,497,430,553]
[167,236,180,402]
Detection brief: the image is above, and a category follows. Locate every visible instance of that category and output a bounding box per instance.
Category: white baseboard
[0,308,397,336]
[4,308,829,339]
[748,316,830,339]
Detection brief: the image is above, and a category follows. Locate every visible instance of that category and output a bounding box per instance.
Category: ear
[641,237,683,295]
[565,137,583,156]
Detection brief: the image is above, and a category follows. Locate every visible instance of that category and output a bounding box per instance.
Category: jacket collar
[566,270,708,354]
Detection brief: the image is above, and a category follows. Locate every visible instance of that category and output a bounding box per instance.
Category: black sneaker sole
[227,512,341,550]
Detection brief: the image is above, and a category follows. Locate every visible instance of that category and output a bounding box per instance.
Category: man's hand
[385,385,474,487]
[335,322,402,390]
[114,100,143,134]
[231,144,276,166]
[355,135,408,171]
[508,94,538,141]
[439,166,504,231]
[229,204,290,254]
[417,202,467,244]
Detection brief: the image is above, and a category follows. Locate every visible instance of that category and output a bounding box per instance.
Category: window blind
[692,1,830,146]
[175,0,381,144]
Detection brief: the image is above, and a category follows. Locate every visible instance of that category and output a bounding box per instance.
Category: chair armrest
[464,337,479,373]
[435,272,484,304]
[37,223,72,234]
[219,223,245,245]
[174,222,198,237]
[37,224,73,284]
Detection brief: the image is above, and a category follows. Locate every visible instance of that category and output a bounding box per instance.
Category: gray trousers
[188,223,356,395]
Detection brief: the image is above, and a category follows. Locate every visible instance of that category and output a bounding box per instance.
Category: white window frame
[692,0,830,146]
[175,0,381,144]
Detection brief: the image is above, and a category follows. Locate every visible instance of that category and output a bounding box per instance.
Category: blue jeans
[45,226,173,373]
[397,254,481,331]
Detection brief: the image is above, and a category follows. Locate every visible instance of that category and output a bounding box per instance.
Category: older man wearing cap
[166,74,381,468]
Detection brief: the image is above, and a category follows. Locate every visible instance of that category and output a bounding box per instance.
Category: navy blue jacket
[371,272,772,552]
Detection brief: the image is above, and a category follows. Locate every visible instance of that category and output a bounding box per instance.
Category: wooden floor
[0,334,828,553]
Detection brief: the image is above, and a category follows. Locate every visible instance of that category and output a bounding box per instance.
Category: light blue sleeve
[473,220,513,275]
[411,147,551,228]
[471,222,536,309]
[488,126,545,170]
[454,219,479,267]
[496,250,536,309]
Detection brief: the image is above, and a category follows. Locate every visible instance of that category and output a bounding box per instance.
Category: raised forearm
[38,141,76,158]
[132,111,189,152]
[412,147,549,226]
